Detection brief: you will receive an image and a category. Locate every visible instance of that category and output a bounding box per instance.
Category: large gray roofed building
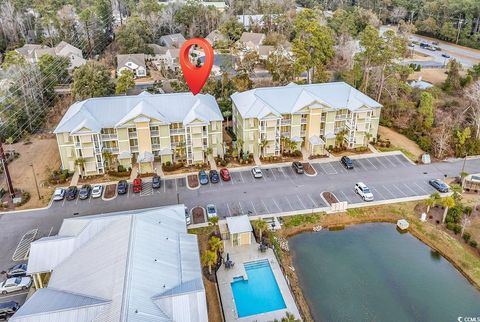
[54,92,223,134]
[231,82,383,119]
[10,205,208,322]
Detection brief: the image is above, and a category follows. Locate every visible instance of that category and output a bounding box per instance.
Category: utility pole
[456,18,464,44]
[30,164,41,200]
[0,141,15,198]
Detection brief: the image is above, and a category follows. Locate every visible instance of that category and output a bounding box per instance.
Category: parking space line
[226,203,232,216]
[381,185,396,198]
[239,171,245,183]
[163,182,166,192]
[371,187,386,200]
[307,194,318,208]
[296,194,307,209]
[320,163,337,175]
[391,184,408,197]
[354,160,365,170]
[366,158,378,169]
[61,197,66,207]
[339,190,352,203]
[261,199,270,213]
[394,154,409,165]
[403,183,418,195]
[175,179,178,191]
[384,156,397,167]
[376,157,389,169]
[414,182,430,194]
[272,198,281,212]
[238,201,244,215]
[270,169,277,180]
[285,197,293,211]
[250,201,257,215]
[12,229,37,261]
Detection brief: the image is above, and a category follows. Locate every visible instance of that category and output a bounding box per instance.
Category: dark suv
[117,180,128,194]
[209,170,220,183]
[78,184,92,200]
[152,175,161,189]
[341,156,354,169]
[65,186,78,200]
[0,301,19,320]
[292,161,304,174]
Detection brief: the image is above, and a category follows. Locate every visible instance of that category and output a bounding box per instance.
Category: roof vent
[154,259,158,262]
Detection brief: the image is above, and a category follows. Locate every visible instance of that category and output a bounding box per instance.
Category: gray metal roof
[117,54,146,69]
[12,205,208,322]
[54,92,223,134]
[231,82,382,119]
[226,215,252,234]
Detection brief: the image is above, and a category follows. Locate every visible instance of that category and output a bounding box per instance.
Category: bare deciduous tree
[464,81,480,139]
[432,120,452,159]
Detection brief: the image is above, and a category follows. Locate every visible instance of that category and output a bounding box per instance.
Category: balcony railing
[300,130,306,136]
[75,142,81,148]
[128,132,137,139]
[130,146,139,153]
[170,128,185,135]
[202,130,208,137]
[94,146,101,154]
[281,119,291,125]
[97,162,104,168]
[281,131,290,137]
[152,143,161,150]
[150,130,159,137]
[335,115,349,121]
[102,147,119,154]
[300,117,307,124]
[101,134,117,141]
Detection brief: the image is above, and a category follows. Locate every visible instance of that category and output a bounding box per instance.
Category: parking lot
[48,154,439,220]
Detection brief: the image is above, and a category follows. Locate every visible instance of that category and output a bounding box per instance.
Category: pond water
[289,223,480,322]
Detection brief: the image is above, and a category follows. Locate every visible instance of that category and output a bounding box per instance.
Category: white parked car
[185,206,191,225]
[252,167,263,178]
[91,185,103,198]
[53,188,65,201]
[206,204,217,219]
[355,182,374,201]
[0,277,32,295]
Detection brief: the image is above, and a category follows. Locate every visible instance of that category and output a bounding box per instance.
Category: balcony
[335,115,349,121]
[152,143,161,150]
[300,117,307,124]
[281,119,291,126]
[101,134,117,141]
[97,162,104,168]
[128,132,137,139]
[150,130,159,137]
[94,146,101,154]
[300,130,306,136]
[202,130,208,137]
[130,146,139,153]
[170,128,185,135]
[102,147,119,154]
[281,131,290,137]
[75,142,81,148]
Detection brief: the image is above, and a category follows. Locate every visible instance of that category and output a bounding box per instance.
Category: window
[211,122,217,131]
[249,118,255,128]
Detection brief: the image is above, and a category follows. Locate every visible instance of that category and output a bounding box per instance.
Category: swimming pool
[231,259,286,318]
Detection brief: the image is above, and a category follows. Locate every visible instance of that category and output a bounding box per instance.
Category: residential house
[159,33,186,48]
[10,205,208,322]
[220,215,253,247]
[238,32,265,51]
[54,91,224,176]
[117,53,147,78]
[258,45,275,60]
[15,41,86,70]
[206,30,227,47]
[231,82,382,157]
[148,43,168,60]
[237,14,266,28]
[163,48,180,70]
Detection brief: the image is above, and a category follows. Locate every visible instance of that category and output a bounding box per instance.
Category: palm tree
[201,250,218,275]
[425,192,440,213]
[252,218,268,242]
[259,139,268,156]
[441,196,455,223]
[450,183,463,201]
[281,312,300,322]
[102,151,113,170]
[209,216,219,234]
[365,132,373,145]
[236,138,244,157]
[74,157,86,177]
[335,129,348,148]
[208,236,224,255]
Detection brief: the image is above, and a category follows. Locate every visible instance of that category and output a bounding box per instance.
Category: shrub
[446,222,455,231]
[165,161,172,166]
[462,232,471,242]
[469,240,477,248]
[118,165,126,172]
[453,224,462,235]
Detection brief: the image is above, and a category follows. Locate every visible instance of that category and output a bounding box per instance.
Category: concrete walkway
[208,155,218,171]
[253,155,262,166]
[130,164,138,180]
[153,161,164,177]
[69,169,79,186]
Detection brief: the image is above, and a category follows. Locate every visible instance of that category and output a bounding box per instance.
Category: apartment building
[231,82,382,157]
[54,92,224,176]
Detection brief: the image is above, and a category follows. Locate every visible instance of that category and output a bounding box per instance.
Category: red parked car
[220,168,231,181]
[133,178,142,193]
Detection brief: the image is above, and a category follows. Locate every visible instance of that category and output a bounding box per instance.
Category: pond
[289,223,480,322]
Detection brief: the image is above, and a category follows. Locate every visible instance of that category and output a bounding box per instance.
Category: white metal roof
[54,92,223,134]
[231,82,382,119]
[226,215,252,234]
[12,205,207,322]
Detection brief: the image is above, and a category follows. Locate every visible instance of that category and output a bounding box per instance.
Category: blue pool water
[231,259,286,317]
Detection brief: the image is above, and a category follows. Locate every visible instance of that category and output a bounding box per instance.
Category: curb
[102,184,118,201]
[303,162,317,177]
[186,174,200,190]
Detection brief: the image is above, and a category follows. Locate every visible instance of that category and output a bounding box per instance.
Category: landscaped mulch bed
[104,184,117,199]
[187,174,199,188]
[322,191,339,205]
[192,206,206,224]
[302,162,316,175]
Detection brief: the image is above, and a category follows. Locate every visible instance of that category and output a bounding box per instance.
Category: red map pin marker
[180,38,214,95]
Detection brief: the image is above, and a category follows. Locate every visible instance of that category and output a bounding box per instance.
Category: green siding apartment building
[231,82,382,157]
[54,92,224,176]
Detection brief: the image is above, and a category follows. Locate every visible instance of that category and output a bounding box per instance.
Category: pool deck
[217,235,301,321]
